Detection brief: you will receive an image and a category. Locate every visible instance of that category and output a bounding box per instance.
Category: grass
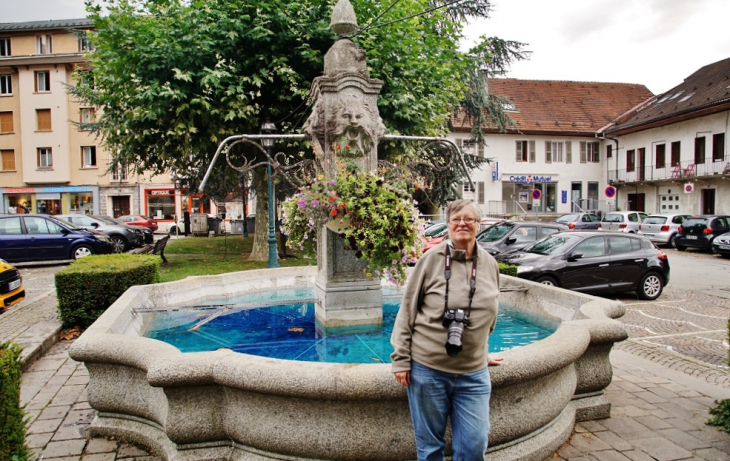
[160,235,314,283]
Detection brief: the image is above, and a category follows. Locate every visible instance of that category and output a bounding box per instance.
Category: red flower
[330,209,338,217]
[345,145,351,150]
[329,196,336,202]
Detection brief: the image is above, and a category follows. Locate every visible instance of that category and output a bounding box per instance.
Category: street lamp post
[261,119,280,268]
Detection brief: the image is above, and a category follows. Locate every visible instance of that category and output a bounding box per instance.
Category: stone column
[304,0,386,329]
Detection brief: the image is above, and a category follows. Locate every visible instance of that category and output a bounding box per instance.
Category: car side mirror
[61,227,70,235]
[91,222,99,228]
[505,237,517,244]
[568,252,583,261]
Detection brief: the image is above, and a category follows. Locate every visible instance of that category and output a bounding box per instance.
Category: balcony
[609,156,730,184]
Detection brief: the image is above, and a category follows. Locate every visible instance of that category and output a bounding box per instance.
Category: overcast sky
[5,0,729,95]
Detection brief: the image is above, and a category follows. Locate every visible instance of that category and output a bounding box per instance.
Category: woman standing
[391,200,502,461]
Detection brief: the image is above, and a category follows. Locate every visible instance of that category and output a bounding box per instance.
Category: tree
[73,0,527,258]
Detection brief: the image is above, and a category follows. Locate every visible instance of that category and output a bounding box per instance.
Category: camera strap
[444,244,478,319]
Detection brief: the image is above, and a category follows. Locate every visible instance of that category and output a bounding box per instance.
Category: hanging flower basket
[282,167,425,285]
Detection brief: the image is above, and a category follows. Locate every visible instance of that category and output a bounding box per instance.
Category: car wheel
[668,233,678,249]
[169,225,179,235]
[536,276,558,287]
[72,244,94,260]
[676,244,686,251]
[110,236,128,253]
[638,272,663,300]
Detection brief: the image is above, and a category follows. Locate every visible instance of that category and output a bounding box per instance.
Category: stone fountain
[69,2,628,460]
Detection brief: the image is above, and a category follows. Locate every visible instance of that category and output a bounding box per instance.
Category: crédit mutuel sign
[507,175,553,183]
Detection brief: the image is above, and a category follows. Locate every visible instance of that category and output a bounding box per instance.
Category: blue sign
[605,186,617,198]
[42,186,92,193]
[531,189,542,200]
[508,175,553,183]
[561,190,568,204]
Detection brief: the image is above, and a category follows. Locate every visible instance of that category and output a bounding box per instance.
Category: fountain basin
[69,266,627,461]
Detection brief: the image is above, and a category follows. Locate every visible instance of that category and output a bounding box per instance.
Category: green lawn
[160,235,314,283]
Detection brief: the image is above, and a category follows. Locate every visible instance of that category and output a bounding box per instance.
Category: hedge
[498,263,517,277]
[0,342,30,461]
[55,254,160,328]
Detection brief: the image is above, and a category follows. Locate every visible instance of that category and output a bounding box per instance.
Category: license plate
[644,234,654,238]
[720,245,730,250]
[686,235,698,240]
[9,279,21,291]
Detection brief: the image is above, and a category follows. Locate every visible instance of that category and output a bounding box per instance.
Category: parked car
[476,221,567,256]
[496,231,670,300]
[105,216,154,243]
[711,231,730,258]
[0,214,112,263]
[598,211,647,233]
[117,215,159,232]
[422,222,449,253]
[637,214,692,248]
[554,213,601,230]
[0,258,24,310]
[57,214,144,253]
[479,217,505,232]
[675,215,730,252]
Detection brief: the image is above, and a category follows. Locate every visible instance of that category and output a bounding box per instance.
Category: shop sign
[4,186,91,193]
[149,189,174,195]
[508,175,553,183]
[5,187,35,193]
[43,186,91,193]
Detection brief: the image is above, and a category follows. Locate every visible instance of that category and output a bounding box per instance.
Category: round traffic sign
[605,186,616,198]
[531,189,542,200]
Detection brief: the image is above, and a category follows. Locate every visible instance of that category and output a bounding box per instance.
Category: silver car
[57,214,144,253]
[598,211,647,233]
[638,214,692,248]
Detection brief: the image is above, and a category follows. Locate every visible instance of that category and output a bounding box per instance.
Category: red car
[118,215,159,232]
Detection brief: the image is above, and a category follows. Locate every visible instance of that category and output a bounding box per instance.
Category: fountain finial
[330,0,358,36]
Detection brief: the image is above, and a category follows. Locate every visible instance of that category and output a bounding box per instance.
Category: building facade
[599,57,730,216]
[449,79,653,217]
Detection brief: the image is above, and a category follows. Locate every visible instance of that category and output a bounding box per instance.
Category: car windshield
[425,223,447,237]
[94,216,118,225]
[683,218,708,227]
[523,234,584,255]
[643,216,667,224]
[602,214,624,223]
[50,218,80,230]
[556,214,579,223]
[476,222,514,242]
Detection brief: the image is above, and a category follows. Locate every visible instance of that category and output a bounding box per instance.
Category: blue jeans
[407,361,492,461]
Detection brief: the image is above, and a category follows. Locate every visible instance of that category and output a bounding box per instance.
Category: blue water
[144,288,557,364]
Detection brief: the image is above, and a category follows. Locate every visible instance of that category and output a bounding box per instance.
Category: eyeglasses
[448,217,477,224]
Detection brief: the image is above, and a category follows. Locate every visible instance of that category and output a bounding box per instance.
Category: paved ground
[3,249,730,461]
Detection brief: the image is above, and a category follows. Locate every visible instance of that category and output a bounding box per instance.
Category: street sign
[684,183,694,194]
[531,189,542,200]
[605,186,617,198]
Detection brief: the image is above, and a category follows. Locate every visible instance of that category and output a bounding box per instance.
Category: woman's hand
[488,355,504,366]
[394,371,410,387]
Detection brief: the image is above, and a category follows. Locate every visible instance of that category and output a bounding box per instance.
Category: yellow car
[0,258,24,311]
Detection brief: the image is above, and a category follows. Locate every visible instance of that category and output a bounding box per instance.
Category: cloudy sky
[5,0,730,95]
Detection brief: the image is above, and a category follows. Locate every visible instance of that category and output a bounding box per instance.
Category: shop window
[0,111,12,133]
[81,146,97,167]
[0,38,10,56]
[147,190,176,220]
[37,147,52,168]
[1,149,15,171]
[35,71,50,92]
[36,109,51,131]
[0,75,11,95]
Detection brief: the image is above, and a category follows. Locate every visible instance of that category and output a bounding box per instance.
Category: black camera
[442,309,469,357]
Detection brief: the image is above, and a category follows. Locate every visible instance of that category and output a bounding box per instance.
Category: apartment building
[449,79,653,217]
[598,57,730,215]
[0,19,184,222]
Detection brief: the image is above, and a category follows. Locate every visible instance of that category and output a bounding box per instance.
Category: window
[0,75,11,95]
[35,71,50,92]
[37,35,52,54]
[111,164,128,181]
[0,217,22,234]
[79,72,94,88]
[78,34,93,52]
[36,109,51,131]
[606,144,612,159]
[545,141,563,163]
[671,141,681,166]
[565,141,572,164]
[81,146,97,167]
[477,182,485,204]
[0,38,10,56]
[463,181,475,193]
[1,149,15,171]
[515,140,535,162]
[573,236,606,258]
[608,236,638,255]
[694,136,706,164]
[37,148,52,168]
[713,133,725,162]
[459,139,483,157]
[0,111,12,133]
[655,143,666,169]
[626,149,635,172]
[581,141,600,163]
[79,107,95,129]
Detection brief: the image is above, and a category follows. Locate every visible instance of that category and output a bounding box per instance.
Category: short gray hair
[445,200,482,222]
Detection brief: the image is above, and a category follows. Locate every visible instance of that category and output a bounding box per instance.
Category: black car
[496,231,670,300]
[476,221,567,256]
[675,216,730,252]
[57,214,145,253]
[0,214,113,263]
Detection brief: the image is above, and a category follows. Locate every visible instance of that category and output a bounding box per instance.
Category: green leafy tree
[73,0,527,259]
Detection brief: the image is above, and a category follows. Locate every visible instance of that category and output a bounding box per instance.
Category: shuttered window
[36,109,51,131]
[0,111,13,133]
[477,182,485,204]
[545,141,552,163]
[529,140,535,162]
[1,149,15,171]
[516,141,527,162]
[580,141,600,163]
[565,141,572,164]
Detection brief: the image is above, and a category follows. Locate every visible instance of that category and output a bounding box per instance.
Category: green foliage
[707,399,730,433]
[0,342,30,461]
[497,263,517,277]
[55,254,161,328]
